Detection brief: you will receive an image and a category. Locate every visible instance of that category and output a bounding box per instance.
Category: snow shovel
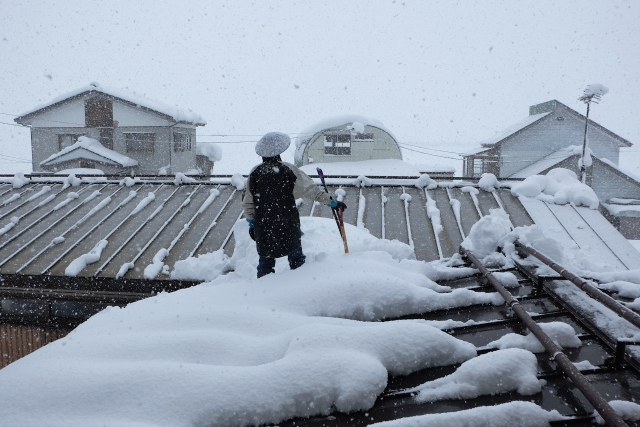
[316,168,349,253]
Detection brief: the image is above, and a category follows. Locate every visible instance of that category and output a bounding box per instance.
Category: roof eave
[40,146,137,168]
[555,101,633,147]
[15,89,205,127]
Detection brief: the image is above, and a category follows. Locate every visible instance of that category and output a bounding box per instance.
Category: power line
[398,145,460,160]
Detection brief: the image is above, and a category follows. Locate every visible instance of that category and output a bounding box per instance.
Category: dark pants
[257,245,305,278]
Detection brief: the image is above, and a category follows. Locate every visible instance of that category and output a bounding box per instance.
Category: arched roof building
[293,115,401,167]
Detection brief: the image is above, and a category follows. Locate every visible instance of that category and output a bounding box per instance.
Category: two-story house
[463,99,640,238]
[14,83,207,175]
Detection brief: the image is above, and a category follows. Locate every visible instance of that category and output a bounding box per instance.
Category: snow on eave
[507,147,581,178]
[294,114,398,164]
[14,83,207,126]
[40,136,138,168]
[477,112,551,148]
[596,157,640,187]
[463,146,493,156]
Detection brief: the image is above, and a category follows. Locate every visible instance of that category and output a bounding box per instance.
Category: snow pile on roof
[478,173,499,192]
[478,112,550,147]
[196,142,222,162]
[65,240,108,277]
[370,401,566,427]
[230,173,246,190]
[461,209,512,260]
[400,348,542,403]
[598,281,640,298]
[173,173,196,185]
[11,172,30,189]
[300,159,420,177]
[510,168,599,209]
[0,216,508,427]
[603,203,640,218]
[415,174,437,190]
[40,136,138,168]
[19,82,206,125]
[595,400,640,425]
[486,321,582,352]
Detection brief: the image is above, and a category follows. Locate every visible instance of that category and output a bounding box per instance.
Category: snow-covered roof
[1,177,640,426]
[293,114,398,164]
[16,82,206,126]
[300,159,447,177]
[464,146,493,156]
[477,112,550,147]
[603,203,640,218]
[507,146,583,178]
[40,136,138,168]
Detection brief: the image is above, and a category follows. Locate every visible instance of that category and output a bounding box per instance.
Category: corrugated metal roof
[0,177,637,283]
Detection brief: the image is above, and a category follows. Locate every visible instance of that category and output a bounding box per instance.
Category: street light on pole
[578,83,608,184]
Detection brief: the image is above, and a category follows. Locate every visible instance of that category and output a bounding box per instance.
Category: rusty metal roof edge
[0,274,199,295]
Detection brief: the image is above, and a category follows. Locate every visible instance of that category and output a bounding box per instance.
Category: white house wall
[114,126,172,174]
[113,102,173,127]
[29,98,86,128]
[302,125,401,165]
[499,110,621,178]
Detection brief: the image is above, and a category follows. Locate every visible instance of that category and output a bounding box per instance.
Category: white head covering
[255,132,291,157]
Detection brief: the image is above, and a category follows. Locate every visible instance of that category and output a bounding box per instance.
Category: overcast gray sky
[1,0,638,174]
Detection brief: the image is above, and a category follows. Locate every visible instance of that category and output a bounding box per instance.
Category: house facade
[294,115,402,167]
[464,99,640,238]
[463,100,631,178]
[14,83,207,175]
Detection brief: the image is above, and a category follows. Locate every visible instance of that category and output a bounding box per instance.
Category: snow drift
[0,217,503,427]
[510,168,599,209]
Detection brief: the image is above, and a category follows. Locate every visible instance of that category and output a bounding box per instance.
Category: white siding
[30,98,85,128]
[499,109,621,177]
[114,102,173,127]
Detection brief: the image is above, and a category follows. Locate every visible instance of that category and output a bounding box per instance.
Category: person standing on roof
[243,132,347,278]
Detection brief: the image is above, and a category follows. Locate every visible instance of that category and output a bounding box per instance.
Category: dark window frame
[353,133,374,141]
[125,132,156,153]
[58,133,85,151]
[323,133,351,156]
[173,132,192,152]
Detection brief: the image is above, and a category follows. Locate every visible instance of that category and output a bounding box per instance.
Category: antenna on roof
[578,84,608,184]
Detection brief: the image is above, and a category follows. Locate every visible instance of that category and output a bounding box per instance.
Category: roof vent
[556,116,565,121]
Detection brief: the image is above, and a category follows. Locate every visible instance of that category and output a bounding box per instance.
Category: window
[354,133,374,141]
[58,134,84,150]
[473,159,484,175]
[80,160,95,169]
[125,133,156,152]
[324,134,351,155]
[173,133,192,152]
[99,128,114,150]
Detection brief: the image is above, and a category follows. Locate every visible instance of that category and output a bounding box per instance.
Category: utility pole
[578,84,608,184]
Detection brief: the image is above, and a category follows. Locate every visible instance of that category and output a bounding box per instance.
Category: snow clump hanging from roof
[478,173,500,192]
[415,174,438,190]
[510,168,599,209]
[461,209,512,260]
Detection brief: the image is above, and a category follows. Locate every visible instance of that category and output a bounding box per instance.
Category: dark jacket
[243,159,331,258]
